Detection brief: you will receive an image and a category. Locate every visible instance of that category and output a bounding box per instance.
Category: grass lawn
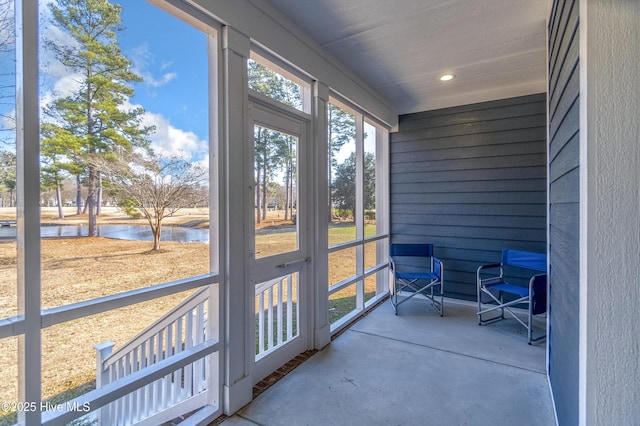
[0,208,384,423]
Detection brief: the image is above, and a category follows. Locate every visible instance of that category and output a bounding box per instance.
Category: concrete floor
[221,298,557,426]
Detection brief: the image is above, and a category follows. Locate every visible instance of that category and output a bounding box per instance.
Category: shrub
[118,197,142,219]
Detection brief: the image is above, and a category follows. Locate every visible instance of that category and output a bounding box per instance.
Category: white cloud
[160,60,174,71]
[38,90,208,172]
[129,43,177,88]
[1,108,15,129]
[191,156,210,173]
[146,71,177,88]
[136,105,208,165]
[39,72,84,126]
[52,73,83,97]
[38,0,82,81]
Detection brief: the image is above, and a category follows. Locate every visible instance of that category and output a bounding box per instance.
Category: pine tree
[42,0,152,234]
[328,103,355,221]
[0,150,16,207]
[248,60,300,223]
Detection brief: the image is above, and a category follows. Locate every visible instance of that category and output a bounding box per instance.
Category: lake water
[0,224,210,243]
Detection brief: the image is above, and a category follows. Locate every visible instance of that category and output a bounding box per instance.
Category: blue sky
[116,1,208,149]
[0,0,210,165]
[115,1,210,164]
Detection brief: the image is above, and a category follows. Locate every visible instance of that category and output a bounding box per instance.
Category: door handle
[275,257,311,268]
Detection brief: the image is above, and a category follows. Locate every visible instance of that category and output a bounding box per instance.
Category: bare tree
[98,151,207,251]
[0,149,15,206]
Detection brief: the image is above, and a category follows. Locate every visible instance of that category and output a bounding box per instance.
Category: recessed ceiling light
[440,74,455,81]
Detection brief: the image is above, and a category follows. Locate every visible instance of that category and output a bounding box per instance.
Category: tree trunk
[284,161,290,221]
[328,109,333,223]
[87,166,98,236]
[86,78,96,235]
[255,166,261,225]
[289,174,294,220]
[262,162,267,221]
[288,143,294,221]
[56,183,64,219]
[152,215,162,250]
[97,173,102,216]
[153,227,161,250]
[76,174,82,214]
[289,142,294,220]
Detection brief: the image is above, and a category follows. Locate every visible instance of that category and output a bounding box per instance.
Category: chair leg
[477,280,481,325]
[391,287,398,315]
[528,302,533,344]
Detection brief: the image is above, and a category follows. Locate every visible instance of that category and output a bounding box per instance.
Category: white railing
[255,273,298,359]
[95,287,210,426]
[91,274,297,425]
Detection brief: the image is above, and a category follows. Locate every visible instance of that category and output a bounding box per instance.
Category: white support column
[580,1,640,424]
[312,81,330,349]
[222,25,253,415]
[376,126,390,294]
[355,115,365,309]
[15,1,42,424]
[207,29,223,415]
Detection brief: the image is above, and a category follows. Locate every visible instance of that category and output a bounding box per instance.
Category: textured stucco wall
[583,0,640,423]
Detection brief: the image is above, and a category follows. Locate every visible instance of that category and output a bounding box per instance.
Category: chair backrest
[390,243,434,257]
[433,255,441,277]
[501,249,546,272]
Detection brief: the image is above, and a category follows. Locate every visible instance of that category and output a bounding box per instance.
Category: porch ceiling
[263,0,548,115]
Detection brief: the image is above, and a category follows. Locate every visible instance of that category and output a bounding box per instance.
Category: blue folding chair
[476,249,547,344]
[389,243,444,316]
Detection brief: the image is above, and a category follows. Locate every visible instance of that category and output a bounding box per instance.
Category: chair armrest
[389,256,396,271]
[476,263,502,280]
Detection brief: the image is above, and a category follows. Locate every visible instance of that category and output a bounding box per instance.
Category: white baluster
[166,323,174,404]
[122,354,129,425]
[267,286,274,349]
[287,275,294,339]
[277,279,283,345]
[195,303,205,393]
[138,342,147,420]
[174,317,183,402]
[146,336,155,415]
[185,310,194,397]
[129,348,139,424]
[155,329,164,410]
[258,292,265,354]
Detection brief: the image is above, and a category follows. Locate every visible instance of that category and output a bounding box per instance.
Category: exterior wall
[582,0,640,424]
[390,94,547,299]
[547,0,580,424]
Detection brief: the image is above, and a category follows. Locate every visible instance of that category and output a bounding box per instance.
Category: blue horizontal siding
[548,0,580,424]
[390,93,547,300]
